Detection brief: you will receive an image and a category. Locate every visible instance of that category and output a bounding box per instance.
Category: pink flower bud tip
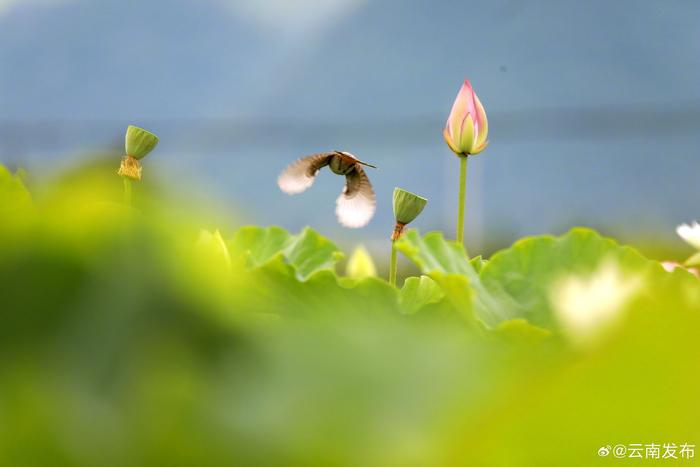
[443,79,489,156]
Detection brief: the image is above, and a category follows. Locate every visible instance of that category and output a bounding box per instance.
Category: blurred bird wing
[336,166,376,228]
[278,153,333,194]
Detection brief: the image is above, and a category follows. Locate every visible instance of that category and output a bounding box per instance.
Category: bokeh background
[1,0,699,255]
[3,3,700,465]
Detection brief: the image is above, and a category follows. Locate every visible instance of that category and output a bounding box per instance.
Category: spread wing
[336,165,376,228]
[278,153,333,194]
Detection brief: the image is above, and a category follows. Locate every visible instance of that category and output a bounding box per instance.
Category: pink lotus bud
[443,79,489,156]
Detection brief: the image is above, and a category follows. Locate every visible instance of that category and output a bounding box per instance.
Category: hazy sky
[1,0,699,246]
[2,0,699,120]
[0,0,367,38]
[0,0,71,15]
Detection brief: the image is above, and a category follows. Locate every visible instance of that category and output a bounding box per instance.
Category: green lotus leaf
[0,165,34,225]
[226,226,405,317]
[479,227,662,330]
[228,226,343,281]
[395,229,516,327]
[399,275,444,314]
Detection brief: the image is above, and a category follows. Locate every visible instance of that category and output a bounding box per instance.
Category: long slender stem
[456,155,468,244]
[123,178,132,206]
[389,241,398,287]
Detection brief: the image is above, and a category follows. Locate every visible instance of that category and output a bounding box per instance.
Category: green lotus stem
[123,178,132,206]
[389,241,398,287]
[456,155,468,244]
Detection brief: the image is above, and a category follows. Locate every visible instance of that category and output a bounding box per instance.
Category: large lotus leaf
[227,226,499,319]
[395,230,472,275]
[284,227,345,280]
[228,225,292,268]
[227,226,407,317]
[238,256,402,317]
[395,230,516,327]
[229,226,343,280]
[396,228,669,333]
[479,227,662,330]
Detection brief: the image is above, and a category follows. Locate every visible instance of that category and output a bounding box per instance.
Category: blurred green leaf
[0,164,34,225]
[492,319,552,344]
[3,163,700,467]
[399,275,444,314]
[441,268,700,466]
[684,251,700,267]
[479,227,660,330]
[469,255,487,273]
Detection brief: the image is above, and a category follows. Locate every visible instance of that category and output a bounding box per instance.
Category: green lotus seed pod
[392,187,427,225]
[125,125,159,160]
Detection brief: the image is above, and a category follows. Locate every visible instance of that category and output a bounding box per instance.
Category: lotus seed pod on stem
[392,188,428,240]
[389,188,427,286]
[117,125,159,181]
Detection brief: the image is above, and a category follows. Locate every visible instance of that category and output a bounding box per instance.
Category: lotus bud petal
[392,188,427,240]
[125,125,159,160]
[443,79,488,156]
[345,245,377,279]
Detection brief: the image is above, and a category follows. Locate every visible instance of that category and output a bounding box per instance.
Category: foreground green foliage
[1,164,699,466]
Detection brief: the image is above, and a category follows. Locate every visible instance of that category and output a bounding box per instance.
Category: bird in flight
[278,151,377,228]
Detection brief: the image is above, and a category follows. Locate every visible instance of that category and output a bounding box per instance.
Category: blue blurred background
[1,0,699,255]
